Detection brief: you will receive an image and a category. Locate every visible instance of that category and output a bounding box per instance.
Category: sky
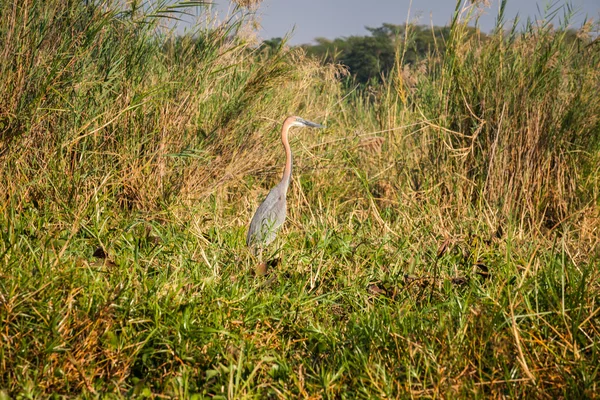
[198,0,600,45]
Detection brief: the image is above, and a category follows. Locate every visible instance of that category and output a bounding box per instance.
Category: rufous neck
[281,119,293,189]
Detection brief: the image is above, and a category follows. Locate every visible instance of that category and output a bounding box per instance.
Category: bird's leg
[268,239,284,270]
[254,245,268,276]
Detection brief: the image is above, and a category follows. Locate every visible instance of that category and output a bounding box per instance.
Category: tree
[293,23,485,85]
[341,35,395,84]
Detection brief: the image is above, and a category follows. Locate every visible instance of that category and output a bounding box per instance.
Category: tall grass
[428,2,600,231]
[0,0,339,212]
[348,0,599,242]
[0,0,598,397]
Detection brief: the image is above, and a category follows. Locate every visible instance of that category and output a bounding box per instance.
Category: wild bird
[246,116,325,256]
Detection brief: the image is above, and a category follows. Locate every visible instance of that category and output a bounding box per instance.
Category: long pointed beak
[297,117,325,128]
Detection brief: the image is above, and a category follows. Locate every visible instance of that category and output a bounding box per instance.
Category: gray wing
[247,185,287,248]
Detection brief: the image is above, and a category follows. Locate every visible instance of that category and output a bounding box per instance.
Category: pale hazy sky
[189,0,600,44]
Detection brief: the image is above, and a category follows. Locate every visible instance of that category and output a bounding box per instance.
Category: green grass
[1,0,599,397]
[2,203,598,397]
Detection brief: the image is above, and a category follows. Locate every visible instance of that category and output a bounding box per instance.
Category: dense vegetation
[0,0,598,397]
[300,23,458,84]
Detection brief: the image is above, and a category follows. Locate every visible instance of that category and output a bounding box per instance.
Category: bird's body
[247,116,324,253]
[246,180,288,248]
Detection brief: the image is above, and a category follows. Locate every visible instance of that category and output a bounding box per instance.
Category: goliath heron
[246,116,324,254]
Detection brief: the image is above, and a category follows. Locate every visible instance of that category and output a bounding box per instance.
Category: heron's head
[288,116,325,129]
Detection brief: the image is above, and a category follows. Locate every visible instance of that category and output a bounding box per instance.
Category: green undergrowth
[1,203,598,397]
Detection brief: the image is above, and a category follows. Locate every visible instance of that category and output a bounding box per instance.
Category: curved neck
[280,121,293,190]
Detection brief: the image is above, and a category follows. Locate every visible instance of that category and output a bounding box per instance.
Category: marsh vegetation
[0,0,598,397]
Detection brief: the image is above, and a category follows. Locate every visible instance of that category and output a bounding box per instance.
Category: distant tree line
[262,24,593,86]
[262,23,482,85]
